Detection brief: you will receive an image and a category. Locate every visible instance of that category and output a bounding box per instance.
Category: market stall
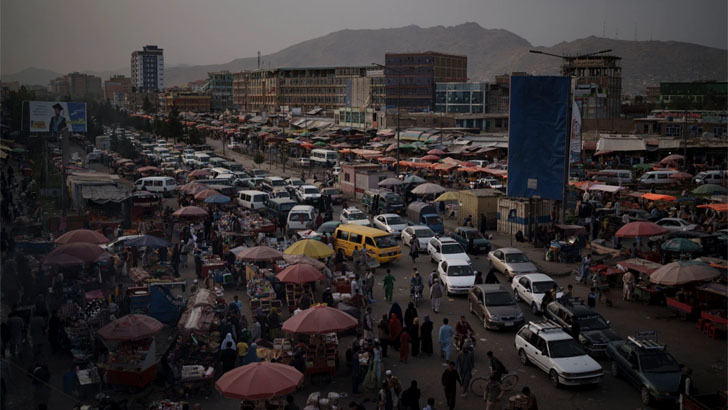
[546,224,587,263]
[216,361,303,409]
[275,264,322,313]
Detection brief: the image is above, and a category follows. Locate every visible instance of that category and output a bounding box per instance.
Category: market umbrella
[660,238,703,253]
[411,183,446,195]
[282,254,326,270]
[137,166,161,173]
[275,264,324,284]
[435,191,460,202]
[378,177,403,187]
[420,155,441,162]
[178,182,207,194]
[669,172,693,181]
[284,239,334,259]
[403,175,426,184]
[282,305,359,334]
[173,206,209,217]
[43,253,86,267]
[125,235,172,248]
[204,194,231,204]
[641,193,677,202]
[215,362,303,400]
[97,314,163,341]
[236,246,284,262]
[194,189,221,201]
[189,168,211,178]
[427,149,446,156]
[633,163,655,170]
[692,184,727,196]
[660,154,684,164]
[615,221,669,238]
[378,156,397,163]
[55,229,109,245]
[649,261,720,286]
[46,242,112,264]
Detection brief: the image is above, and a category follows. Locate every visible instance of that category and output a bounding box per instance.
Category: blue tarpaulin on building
[507,76,569,200]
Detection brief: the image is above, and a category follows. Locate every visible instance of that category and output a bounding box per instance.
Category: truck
[407,201,444,235]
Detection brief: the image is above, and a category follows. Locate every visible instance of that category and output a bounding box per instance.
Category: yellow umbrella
[284,239,334,259]
[435,191,460,202]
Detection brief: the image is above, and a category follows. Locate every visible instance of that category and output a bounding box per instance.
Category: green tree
[279,146,289,172]
[1,86,36,135]
[166,106,184,143]
[187,127,204,145]
[253,152,264,165]
[142,96,154,114]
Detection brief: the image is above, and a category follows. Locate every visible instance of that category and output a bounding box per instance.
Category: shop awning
[697,203,728,212]
[588,184,624,193]
[82,185,130,204]
[596,137,646,152]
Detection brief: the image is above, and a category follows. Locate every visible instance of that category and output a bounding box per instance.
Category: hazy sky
[2,0,726,75]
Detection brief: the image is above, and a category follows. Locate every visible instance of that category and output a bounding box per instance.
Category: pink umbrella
[194,189,221,201]
[189,168,211,178]
[97,314,163,341]
[235,246,283,262]
[378,156,397,163]
[55,229,109,245]
[275,264,323,284]
[216,362,303,400]
[427,149,446,156]
[282,305,359,334]
[420,155,441,162]
[172,206,209,217]
[615,221,669,238]
[46,242,112,264]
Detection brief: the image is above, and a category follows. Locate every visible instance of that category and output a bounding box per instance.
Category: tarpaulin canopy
[641,193,677,202]
[275,264,323,284]
[81,185,130,204]
[215,362,303,400]
[588,184,624,193]
[697,203,728,212]
[596,136,646,152]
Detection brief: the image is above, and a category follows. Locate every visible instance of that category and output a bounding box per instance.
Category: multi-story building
[163,90,210,113]
[104,75,132,107]
[125,91,159,113]
[384,52,468,112]
[435,82,487,114]
[367,69,386,110]
[188,79,208,93]
[658,82,727,109]
[233,70,279,113]
[131,45,164,92]
[561,54,622,119]
[48,72,103,100]
[204,71,234,111]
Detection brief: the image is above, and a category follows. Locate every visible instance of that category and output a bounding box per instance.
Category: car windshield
[639,352,681,373]
[463,230,484,239]
[348,212,367,221]
[506,253,530,263]
[320,223,339,234]
[484,292,515,306]
[290,213,311,222]
[324,189,340,195]
[374,235,398,248]
[448,265,474,277]
[576,314,609,331]
[441,243,465,254]
[415,228,435,238]
[424,215,442,225]
[384,194,403,204]
[548,339,586,358]
[386,216,404,225]
[289,180,303,186]
[280,203,295,212]
[532,281,554,294]
[304,188,320,194]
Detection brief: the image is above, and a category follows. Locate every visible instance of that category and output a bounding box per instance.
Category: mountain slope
[1,67,61,87]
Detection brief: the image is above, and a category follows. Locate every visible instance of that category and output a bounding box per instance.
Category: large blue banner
[507,76,569,200]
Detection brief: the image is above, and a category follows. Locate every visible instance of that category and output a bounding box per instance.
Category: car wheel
[519,349,529,365]
[531,303,539,315]
[611,361,620,378]
[549,370,560,388]
[640,387,652,406]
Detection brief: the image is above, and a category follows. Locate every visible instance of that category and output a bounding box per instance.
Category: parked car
[543,299,620,355]
[321,187,344,204]
[340,207,372,227]
[515,321,603,387]
[656,218,697,232]
[250,168,267,177]
[606,336,683,405]
[437,259,476,296]
[298,157,311,167]
[488,248,538,278]
[693,170,727,185]
[401,225,435,250]
[451,227,491,254]
[286,178,304,188]
[468,284,524,330]
[296,184,322,205]
[511,273,563,314]
[372,213,408,235]
[427,237,471,264]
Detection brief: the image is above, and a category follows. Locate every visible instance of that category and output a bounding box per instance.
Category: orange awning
[641,193,677,202]
[697,203,728,212]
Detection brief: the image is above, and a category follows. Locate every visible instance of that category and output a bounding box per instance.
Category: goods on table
[305,334,338,376]
[181,365,214,381]
[247,275,275,299]
[285,283,314,313]
[147,400,189,410]
[305,391,343,410]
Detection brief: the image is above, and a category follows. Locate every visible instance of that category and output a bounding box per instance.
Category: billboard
[507,76,569,200]
[28,101,87,133]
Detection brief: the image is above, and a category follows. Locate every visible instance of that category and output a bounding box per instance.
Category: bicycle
[470,372,519,396]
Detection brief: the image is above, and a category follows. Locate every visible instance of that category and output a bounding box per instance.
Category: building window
[665,125,681,137]
[344,173,350,182]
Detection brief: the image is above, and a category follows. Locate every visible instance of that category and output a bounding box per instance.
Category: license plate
[505,322,514,326]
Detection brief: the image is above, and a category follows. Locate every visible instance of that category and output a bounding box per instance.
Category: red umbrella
[46,242,111,264]
[420,155,441,162]
[194,189,221,201]
[178,183,208,195]
[235,246,283,262]
[615,221,669,238]
[669,171,693,181]
[378,156,397,163]
[97,314,163,341]
[216,362,303,400]
[43,253,86,267]
[275,264,323,284]
[427,149,446,156]
[189,168,211,178]
[282,305,359,334]
[55,229,109,245]
[137,166,161,173]
[173,206,209,217]
[660,154,684,164]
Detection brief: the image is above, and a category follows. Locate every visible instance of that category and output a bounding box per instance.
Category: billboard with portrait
[28,101,87,133]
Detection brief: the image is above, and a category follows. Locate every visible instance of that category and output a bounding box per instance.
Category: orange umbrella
[641,193,677,202]
[427,149,446,155]
[420,155,441,162]
[282,305,359,334]
[275,264,323,284]
[669,171,693,181]
[697,203,728,212]
[216,362,303,400]
[55,229,109,245]
[98,314,163,341]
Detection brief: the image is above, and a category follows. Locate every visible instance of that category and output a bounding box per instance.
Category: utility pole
[61,128,69,218]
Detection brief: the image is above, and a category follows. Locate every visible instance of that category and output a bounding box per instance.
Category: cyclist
[486,351,507,381]
[455,316,474,349]
[410,270,424,300]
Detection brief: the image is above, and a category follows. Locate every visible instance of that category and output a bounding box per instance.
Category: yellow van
[333,224,402,264]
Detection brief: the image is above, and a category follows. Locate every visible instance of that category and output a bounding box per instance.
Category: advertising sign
[507,76,569,200]
[569,99,582,164]
[29,101,87,133]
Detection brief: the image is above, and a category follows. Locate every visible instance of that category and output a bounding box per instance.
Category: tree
[187,127,204,145]
[279,146,289,173]
[142,96,154,114]
[253,152,264,165]
[166,106,184,143]
[1,86,36,135]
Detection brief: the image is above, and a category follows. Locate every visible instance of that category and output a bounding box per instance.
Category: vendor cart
[102,338,158,389]
[305,333,339,384]
[546,225,587,263]
[127,282,186,324]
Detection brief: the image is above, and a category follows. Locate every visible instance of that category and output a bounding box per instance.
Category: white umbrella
[411,182,446,195]
[379,178,403,187]
[649,261,720,286]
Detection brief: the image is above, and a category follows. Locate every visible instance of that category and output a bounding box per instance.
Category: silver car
[487,247,538,279]
[401,225,435,251]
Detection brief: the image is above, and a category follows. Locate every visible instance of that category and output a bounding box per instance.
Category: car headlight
[489,315,500,321]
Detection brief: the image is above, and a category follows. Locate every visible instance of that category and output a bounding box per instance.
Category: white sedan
[427,237,471,264]
[401,225,435,251]
[437,259,476,295]
[488,248,538,279]
[340,207,372,227]
[511,273,563,314]
[373,213,408,235]
[656,218,697,232]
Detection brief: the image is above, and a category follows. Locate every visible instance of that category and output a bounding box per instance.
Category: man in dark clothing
[401,380,421,410]
[171,245,181,277]
[350,346,361,394]
[220,341,237,373]
[441,361,460,410]
[463,215,473,227]
[479,214,487,237]
[487,351,507,381]
[194,251,202,279]
[570,316,580,341]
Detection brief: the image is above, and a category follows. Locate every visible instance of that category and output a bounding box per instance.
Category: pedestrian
[456,344,474,397]
[383,269,396,303]
[564,284,573,299]
[679,367,694,409]
[409,317,421,357]
[441,361,460,410]
[220,341,237,373]
[587,287,597,308]
[236,339,248,367]
[420,315,434,356]
[483,374,503,410]
[29,315,46,360]
[438,318,454,362]
[377,381,393,410]
[423,397,435,410]
[592,273,603,302]
[463,214,473,227]
[362,307,374,339]
[285,395,300,410]
[622,269,635,301]
[351,346,361,395]
[385,370,403,408]
[31,363,50,409]
[251,317,262,342]
[365,269,375,303]
[410,235,419,263]
[520,386,538,410]
[388,313,402,350]
[430,278,443,313]
[569,316,580,342]
[7,313,24,358]
[579,254,592,283]
[404,302,418,329]
[399,329,410,363]
[194,249,202,279]
[401,380,421,410]
[267,308,281,339]
[242,342,261,365]
[378,314,390,357]
[171,244,180,277]
[474,270,484,285]
[373,341,383,385]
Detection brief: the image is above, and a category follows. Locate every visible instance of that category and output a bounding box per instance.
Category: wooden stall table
[666,296,701,320]
[633,283,665,305]
[698,310,727,339]
[201,258,226,278]
[620,258,663,278]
